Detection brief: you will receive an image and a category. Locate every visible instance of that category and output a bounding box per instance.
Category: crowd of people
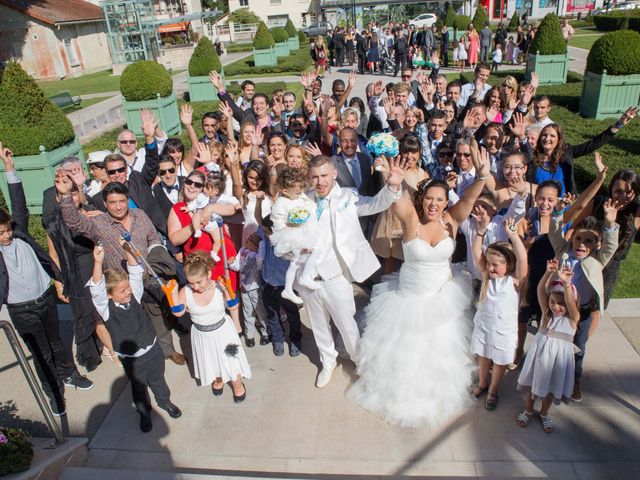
[312,16,576,76]
[1,58,638,436]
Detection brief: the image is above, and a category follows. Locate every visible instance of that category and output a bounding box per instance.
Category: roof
[0,0,104,26]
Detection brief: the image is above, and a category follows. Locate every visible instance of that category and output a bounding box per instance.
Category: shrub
[229,7,260,24]
[529,13,566,55]
[253,22,275,49]
[444,4,456,28]
[472,6,489,28]
[0,61,75,156]
[225,47,311,76]
[586,30,640,76]
[226,42,253,53]
[0,427,34,475]
[270,26,289,43]
[454,15,471,32]
[188,37,222,76]
[284,18,297,38]
[594,11,640,32]
[120,60,173,101]
[507,11,519,31]
[298,30,306,43]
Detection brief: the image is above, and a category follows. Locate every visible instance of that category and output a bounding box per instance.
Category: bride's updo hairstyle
[413,179,450,221]
[184,251,213,278]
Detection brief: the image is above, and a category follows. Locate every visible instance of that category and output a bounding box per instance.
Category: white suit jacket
[309,183,401,283]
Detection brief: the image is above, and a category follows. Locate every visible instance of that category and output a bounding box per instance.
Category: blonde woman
[314,35,328,77]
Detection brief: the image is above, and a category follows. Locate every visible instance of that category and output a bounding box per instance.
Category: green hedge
[454,15,471,32]
[188,37,222,76]
[298,30,306,43]
[0,61,75,156]
[225,47,311,77]
[225,42,254,53]
[120,60,173,101]
[270,26,289,43]
[444,5,456,27]
[285,19,297,38]
[593,11,640,32]
[529,13,566,55]
[253,22,275,49]
[472,6,489,28]
[586,29,640,75]
[507,11,519,32]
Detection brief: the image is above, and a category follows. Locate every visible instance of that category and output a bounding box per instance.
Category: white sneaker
[315,364,336,388]
[281,289,303,305]
[297,275,321,290]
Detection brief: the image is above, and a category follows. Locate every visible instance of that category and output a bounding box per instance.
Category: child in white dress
[470,218,527,410]
[268,167,321,305]
[456,36,468,72]
[172,251,251,402]
[516,259,580,433]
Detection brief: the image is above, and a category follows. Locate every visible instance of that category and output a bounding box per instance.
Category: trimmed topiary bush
[586,30,640,76]
[529,13,566,55]
[445,5,456,28]
[298,30,306,43]
[472,6,489,29]
[120,60,173,101]
[454,15,471,32]
[285,18,296,38]
[593,11,640,32]
[270,27,289,44]
[0,61,75,156]
[507,11,519,32]
[188,37,222,76]
[253,22,275,49]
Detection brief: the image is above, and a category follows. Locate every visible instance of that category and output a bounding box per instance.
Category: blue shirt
[257,227,290,287]
[535,163,566,196]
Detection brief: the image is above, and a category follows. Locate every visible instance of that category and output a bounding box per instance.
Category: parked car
[303,21,334,37]
[408,13,438,28]
[594,0,640,14]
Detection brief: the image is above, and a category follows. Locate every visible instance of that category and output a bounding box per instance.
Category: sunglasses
[438,151,454,158]
[158,167,176,176]
[119,139,136,145]
[184,178,204,188]
[89,162,105,169]
[107,166,127,175]
[401,74,412,79]
[456,152,472,158]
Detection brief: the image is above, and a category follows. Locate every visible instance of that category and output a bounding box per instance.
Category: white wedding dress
[347,232,476,428]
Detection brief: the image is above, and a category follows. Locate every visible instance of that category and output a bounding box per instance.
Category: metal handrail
[0,320,65,446]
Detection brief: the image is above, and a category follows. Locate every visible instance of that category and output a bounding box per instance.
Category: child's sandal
[516,410,533,428]
[540,414,554,433]
[471,384,488,398]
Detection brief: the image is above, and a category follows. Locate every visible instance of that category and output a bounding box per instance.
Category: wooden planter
[525,52,569,85]
[580,70,640,119]
[274,41,290,58]
[122,92,180,136]
[0,138,84,215]
[253,47,277,66]
[187,69,225,102]
[288,36,300,50]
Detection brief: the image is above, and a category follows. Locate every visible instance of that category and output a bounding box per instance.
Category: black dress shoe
[259,335,270,346]
[245,337,255,348]
[161,403,182,418]
[139,414,152,433]
[233,384,246,403]
[211,383,224,396]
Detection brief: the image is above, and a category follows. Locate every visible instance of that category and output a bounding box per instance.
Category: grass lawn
[569,34,602,50]
[38,69,121,97]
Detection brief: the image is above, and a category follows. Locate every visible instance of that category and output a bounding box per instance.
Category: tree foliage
[284,18,296,38]
[188,36,222,76]
[586,29,640,75]
[120,60,173,101]
[229,7,260,25]
[472,6,489,28]
[529,13,567,55]
[253,22,275,49]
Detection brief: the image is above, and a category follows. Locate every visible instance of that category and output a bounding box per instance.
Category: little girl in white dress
[268,167,321,305]
[516,259,580,433]
[469,218,527,411]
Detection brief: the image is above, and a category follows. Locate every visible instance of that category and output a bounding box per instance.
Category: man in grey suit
[480,22,493,63]
[331,128,380,197]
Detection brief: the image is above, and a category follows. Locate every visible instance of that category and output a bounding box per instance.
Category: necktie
[349,158,362,190]
[316,197,325,220]
[121,303,130,311]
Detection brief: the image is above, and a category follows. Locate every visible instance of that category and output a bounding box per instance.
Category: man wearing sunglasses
[116,122,167,173]
[152,156,183,220]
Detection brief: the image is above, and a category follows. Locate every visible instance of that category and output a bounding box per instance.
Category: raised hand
[196,142,212,165]
[250,129,264,147]
[529,71,539,91]
[0,142,14,172]
[373,80,384,97]
[446,171,458,190]
[558,264,574,285]
[520,84,534,106]
[93,243,105,264]
[54,168,74,196]
[603,197,621,226]
[347,70,357,89]
[386,155,409,190]
[180,103,193,126]
[470,143,490,179]
[546,258,559,274]
[509,112,528,140]
[619,106,638,126]
[509,175,528,196]
[382,96,394,116]
[471,204,490,231]
[208,71,224,91]
[304,142,322,157]
[219,101,233,119]
[225,142,239,166]
[504,217,519,238]
[486,105,500,123]
[594,152,607,181]
[139,109,158,138]
[271,97,283,118]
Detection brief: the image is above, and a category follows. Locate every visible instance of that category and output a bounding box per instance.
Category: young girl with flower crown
[268,167,321,305]
[516,259,580,433]
[469,217,528,411]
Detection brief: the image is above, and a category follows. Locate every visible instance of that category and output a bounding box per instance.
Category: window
[239,0,248,6]
[270,0,281,4]
[64,38,80,67]
[267,14,288,27]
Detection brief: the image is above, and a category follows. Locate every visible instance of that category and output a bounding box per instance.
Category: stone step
[59,466,296,480]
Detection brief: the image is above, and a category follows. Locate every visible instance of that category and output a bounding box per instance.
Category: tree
[507,11,519,31]
[229,7,260,25]
[253,22,275,49]
[472,6,489,28]
[444,4,456,28]
[529,13,566,55]
[188,36,222,76]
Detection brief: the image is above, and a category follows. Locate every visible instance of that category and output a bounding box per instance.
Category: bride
[347,142,491,428]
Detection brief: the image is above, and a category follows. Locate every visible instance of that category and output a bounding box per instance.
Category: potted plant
[580,30,640,119]
[285,19,300,51]
[271,26,290,57]
[507,11,519,32]
[252,22,277,67]
[120,60,180,135]
[472,6,489,30]
[0,61,81,214]
[188,37,223,102]
[453,15,471,41]
[0,427,34,475]
[525,13,569,85]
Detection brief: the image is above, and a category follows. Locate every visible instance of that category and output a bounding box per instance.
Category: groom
[298,155,405,388]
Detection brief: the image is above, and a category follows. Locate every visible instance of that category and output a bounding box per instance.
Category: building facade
[228,0,320,28]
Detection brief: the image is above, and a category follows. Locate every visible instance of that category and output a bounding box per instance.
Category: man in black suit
[152,156,183,221]
[355,32,368,74]
[333,27,345,67]
[0,143,93,416]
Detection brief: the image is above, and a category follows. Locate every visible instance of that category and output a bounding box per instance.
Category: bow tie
[165,184,179,192]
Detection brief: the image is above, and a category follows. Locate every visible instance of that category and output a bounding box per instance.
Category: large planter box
[253,47,277,66]
[274,41,290,58]
[580,70,640,120]
[122,91,180,136]
[0,138,84,215]
[288,36,300,50]
[525,52,569,85]
[187,70,225,102]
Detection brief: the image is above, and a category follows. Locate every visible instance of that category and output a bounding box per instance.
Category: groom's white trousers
[299,274,360,368]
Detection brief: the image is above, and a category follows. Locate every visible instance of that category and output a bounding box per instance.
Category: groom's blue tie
[316,196,326,220]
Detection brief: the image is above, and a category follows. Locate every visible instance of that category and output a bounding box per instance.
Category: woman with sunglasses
[85,150,111,197]
[167,170,239,289]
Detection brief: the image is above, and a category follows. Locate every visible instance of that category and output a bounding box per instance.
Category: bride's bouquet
[367,133,399,171]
